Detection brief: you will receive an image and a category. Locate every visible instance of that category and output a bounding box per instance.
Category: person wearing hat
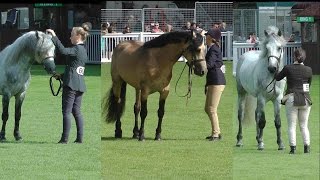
[204,28,226,141]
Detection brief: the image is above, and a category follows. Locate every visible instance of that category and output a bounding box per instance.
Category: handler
[46,22,90,144]
[275,48,313,154]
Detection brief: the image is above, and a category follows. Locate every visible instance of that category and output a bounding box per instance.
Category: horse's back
[111,40,146,87]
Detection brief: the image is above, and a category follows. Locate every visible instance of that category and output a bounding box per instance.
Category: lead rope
[174,62,193,105]
[50,74,62,96]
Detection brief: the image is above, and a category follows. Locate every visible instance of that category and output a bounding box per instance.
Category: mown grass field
[101,61,319,180]
[0,65,101,179]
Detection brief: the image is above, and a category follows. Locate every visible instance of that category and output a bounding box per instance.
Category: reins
[50,74,62,96]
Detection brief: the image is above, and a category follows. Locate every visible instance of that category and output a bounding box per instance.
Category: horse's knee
[157,109,164,118]
[258,111,266,128]
[2,112,9,121]
[274,115,281,128]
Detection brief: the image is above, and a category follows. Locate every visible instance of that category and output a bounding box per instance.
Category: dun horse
[235,26,287,150]
[0,31,56,141]
[104,30,207,141]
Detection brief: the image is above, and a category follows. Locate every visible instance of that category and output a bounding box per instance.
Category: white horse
[235,26,287,150]
[0,31,56,141]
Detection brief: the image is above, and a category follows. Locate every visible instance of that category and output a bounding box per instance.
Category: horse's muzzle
[43,57,56,75]
[268,66,277,73]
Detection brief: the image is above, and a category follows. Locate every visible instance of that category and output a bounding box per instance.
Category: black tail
[104,82,127,123]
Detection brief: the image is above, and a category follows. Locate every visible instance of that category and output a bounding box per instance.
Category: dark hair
[294,48,306,63]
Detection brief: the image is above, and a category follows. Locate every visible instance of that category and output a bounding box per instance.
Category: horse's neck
[1,35,35,66]
[158,44,186,65]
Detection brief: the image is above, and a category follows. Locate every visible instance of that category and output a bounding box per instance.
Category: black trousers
[61,86,84,141]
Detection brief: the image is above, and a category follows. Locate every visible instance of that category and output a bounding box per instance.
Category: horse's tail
[104,82,127,123]
[243,94,257,125]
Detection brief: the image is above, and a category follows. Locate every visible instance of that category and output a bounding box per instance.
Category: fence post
[139,32,144,42]
[227,31,232,61]
[232,43,238,77]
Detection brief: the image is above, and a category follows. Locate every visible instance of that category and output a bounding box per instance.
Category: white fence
[85,30,101,64]
[101,31,233,63]
[232,42,302,76]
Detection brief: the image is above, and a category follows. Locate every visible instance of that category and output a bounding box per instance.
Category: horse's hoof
[132,134,139,139]
[236,140,243,147]
[257,142,265,150]
[114,130,122,138]
[0,132,6,142]
[154,134,161,141]
[278,143,285,150]
[138,135,145,141]
[14,132,23,141]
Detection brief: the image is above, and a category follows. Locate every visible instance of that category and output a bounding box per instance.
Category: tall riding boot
[304,145,310,153]
[289,146,296,154]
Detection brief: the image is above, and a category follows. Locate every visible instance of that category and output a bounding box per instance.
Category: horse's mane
[260,26,287,58]
[143,31,196,49]
[0,31,52,64]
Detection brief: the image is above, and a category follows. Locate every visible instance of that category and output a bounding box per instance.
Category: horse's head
[34,31,56,75]
[263,26,286,73]
[182,30,207,76]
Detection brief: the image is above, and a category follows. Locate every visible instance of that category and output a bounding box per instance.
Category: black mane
[143,31,194,49]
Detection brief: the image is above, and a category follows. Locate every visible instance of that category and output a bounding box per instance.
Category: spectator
[181,21,191,31]
[246,32,259,43]
[212,22,220,29]
[151,22,163,33]
[122,26,131,34]
[164,24,173,33]
[190,22,197,30]
[101,22,109,35]
[220,22,227,32]
[288,34,295,42]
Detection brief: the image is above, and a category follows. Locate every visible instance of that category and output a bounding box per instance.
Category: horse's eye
[278,47,281,51]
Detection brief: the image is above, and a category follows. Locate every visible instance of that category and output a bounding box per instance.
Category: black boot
[304,145,310,153]
[289,146,296,154]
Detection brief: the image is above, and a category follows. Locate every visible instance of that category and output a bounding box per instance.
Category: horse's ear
[35,31,39,39]
[278,30,282,37]
[264,30,268,37]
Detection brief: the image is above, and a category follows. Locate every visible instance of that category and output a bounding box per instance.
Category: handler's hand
[53,73,61,80]
[46,29,56,37]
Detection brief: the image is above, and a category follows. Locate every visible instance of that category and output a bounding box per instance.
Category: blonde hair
[73,22,91,41]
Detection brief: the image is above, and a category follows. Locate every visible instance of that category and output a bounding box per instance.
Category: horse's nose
[268,66,276,73]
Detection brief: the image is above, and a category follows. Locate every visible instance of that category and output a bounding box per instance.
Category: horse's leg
[0,95,10,141]
[256,96,266,150]
[155,88,169,141]
[113,82,123,138]
[138,91,149,141]
[273,99,285,150]
[132,89,141,139]
[236,84,246,147]
[13,92,26,141]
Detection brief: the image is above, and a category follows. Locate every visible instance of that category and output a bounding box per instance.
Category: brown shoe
[208,134,222,141]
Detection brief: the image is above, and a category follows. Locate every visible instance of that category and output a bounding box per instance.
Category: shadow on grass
[0,140,56,144]
[101,136,211,141]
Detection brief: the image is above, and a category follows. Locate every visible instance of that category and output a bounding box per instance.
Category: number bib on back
[76,66,85,75]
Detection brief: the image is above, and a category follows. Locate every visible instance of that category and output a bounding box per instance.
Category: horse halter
[266,48,283,94]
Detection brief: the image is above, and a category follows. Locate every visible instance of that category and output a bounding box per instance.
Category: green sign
[34,3,63,7]
[297,16,314,23]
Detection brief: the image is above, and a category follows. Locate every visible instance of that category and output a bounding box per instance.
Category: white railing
[85,30,101,64]
[232,42,302,77]
[101,31,233,63]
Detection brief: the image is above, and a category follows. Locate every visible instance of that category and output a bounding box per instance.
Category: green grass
[0,65,101,179]
[101,61,319,179]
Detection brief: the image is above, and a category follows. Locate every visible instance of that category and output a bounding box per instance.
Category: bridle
[175,41,205,104]
[266,48,283,94]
